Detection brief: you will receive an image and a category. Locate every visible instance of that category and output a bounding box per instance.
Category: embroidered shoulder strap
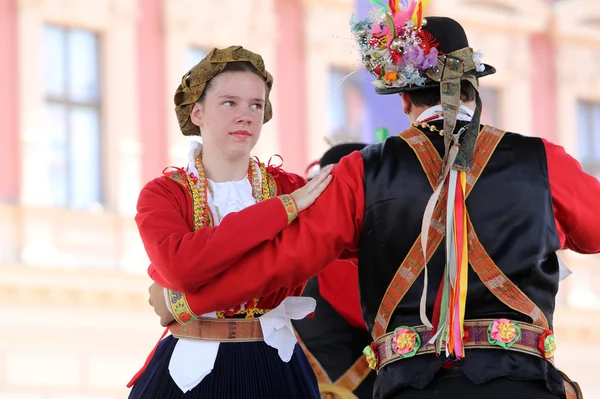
[371,125,505,339]
[334,356,371,395]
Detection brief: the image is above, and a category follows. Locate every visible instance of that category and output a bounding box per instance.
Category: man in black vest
[150,7,599,399]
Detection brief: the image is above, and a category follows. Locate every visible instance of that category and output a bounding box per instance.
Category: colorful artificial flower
[487,319,521,349]
[538,330,556,359]
[392,326,421,357]
[350,0,439,89]
[363,342,380,370]
[385,71,398,83]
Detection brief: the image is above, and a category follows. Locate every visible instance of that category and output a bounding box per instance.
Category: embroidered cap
[174,46,274,136]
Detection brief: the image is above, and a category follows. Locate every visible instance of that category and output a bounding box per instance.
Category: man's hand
[148,282,175,327]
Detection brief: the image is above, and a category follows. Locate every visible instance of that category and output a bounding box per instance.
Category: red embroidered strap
[371,126,504,339]
[561,371,583,399]
[295,330,332,384]
[466,214,549,329]
[401,126,444,187]
[372,190,449,339]
[334,355,371,393]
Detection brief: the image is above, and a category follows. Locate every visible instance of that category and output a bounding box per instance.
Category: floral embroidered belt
[370,318,555,371]
[169,317,264,342]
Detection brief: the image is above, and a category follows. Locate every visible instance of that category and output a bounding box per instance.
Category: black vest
[358,121,564,398]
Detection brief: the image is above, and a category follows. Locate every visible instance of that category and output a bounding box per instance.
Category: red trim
[127,327,170,388]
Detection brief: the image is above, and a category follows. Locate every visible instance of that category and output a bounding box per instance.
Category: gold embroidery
[168,289,197,325]
[279,195,298,225]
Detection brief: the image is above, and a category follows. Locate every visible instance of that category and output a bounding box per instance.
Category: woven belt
[169,317,264,342]
[375,318,552,370]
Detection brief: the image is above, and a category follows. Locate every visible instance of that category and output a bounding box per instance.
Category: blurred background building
[0,0,598,397]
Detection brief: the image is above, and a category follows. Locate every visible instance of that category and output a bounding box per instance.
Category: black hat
[320,143,368,168]
[351,5,493,169]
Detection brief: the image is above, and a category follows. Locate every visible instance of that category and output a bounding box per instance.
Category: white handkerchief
[168,338,220,393]
[259,296,317,362]
[168,311,219,393]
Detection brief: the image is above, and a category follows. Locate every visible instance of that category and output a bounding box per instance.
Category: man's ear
[400,92,412,115]
[190,102,203,127]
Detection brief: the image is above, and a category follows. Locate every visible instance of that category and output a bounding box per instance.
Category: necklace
[189,154,273,318]
[413,115,444,136]
[194,156,264,224]
[413,120,444,136]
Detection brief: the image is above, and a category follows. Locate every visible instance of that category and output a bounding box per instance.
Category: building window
[327,67,368,144]
[24,25,102,209]
[578,101,600,178]
[479,86,501,126]
[186,47,209,70]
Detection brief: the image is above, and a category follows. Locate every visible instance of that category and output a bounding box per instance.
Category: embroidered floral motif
[364,342,379,371]
[279,195,298,225]
[170,291,182,304]
[392,326,421,357]
[168,289,197,325]
[215,298,268,319]
[178,312,192,323]
[267,172,278,198]
[538,330,556,359]
[487,319,521,349]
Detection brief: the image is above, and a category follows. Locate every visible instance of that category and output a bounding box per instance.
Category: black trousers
[387,375,566,399]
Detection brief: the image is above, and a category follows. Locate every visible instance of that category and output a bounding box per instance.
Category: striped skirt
[128,335,320,399]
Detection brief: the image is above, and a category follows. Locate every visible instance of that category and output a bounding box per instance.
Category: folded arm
[136,175,298,292]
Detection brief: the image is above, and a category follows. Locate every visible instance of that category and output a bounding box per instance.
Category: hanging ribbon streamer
[421,129,470,360]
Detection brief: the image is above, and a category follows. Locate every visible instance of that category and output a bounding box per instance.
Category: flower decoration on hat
[351,0,438,89]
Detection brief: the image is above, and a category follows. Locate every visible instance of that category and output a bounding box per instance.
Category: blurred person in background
[126,45,333,399]
[294,142,376,399]
[147,2,600,398]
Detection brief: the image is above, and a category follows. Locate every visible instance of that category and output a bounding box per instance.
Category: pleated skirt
[128,335,321,399]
